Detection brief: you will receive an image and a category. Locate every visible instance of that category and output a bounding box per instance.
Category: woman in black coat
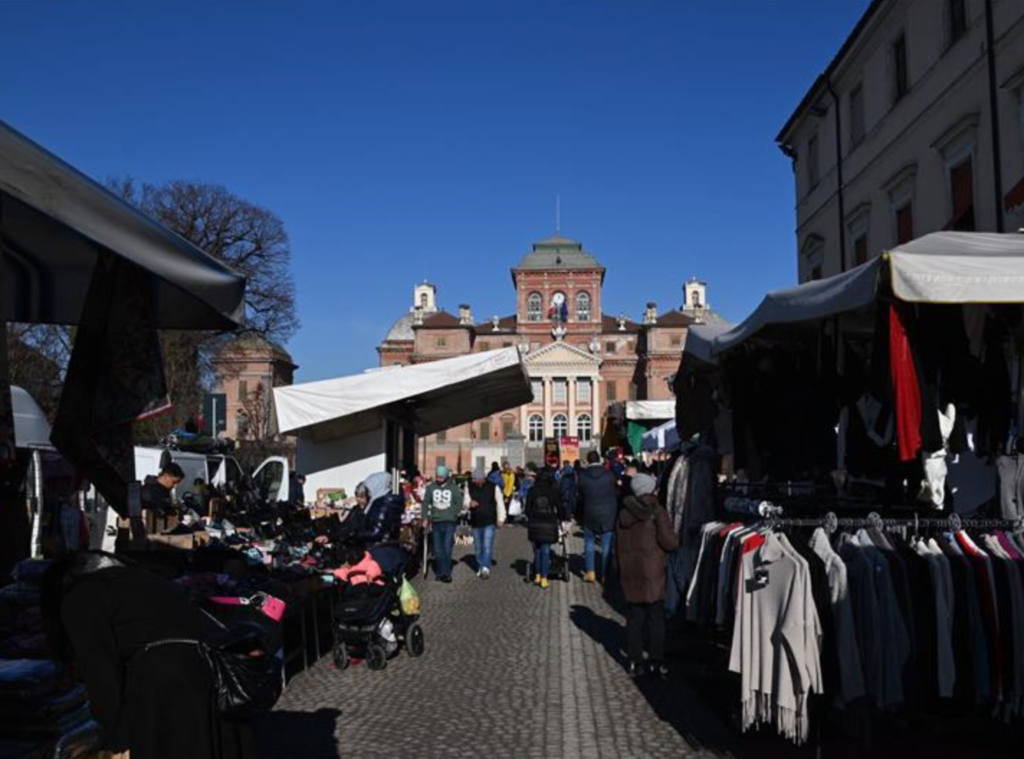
[525,467,563,589]
[42,553,259,759]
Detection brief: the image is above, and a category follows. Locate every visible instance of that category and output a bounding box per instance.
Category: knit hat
[435,465,449,478]
[630,473,657,498]
[472,468,486,480]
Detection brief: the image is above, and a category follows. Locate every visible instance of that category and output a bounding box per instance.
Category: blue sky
[1,0,868,381]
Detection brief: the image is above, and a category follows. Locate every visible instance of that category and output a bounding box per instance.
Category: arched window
[553,414,568,438]
[419,292,429,309]
[690,289,702,308]
[576,291,591,321]
[527,292,543,322]
[528,414,544,442]
[576,413,593,443]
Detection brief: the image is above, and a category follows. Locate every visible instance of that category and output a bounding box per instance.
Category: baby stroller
[331,544,424,671]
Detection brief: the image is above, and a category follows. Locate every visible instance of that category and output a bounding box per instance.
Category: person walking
[526,467,562,589]
[558,460,578,523]
[501,461,516,504]
[468,468,505,579]
[578,450,618,584]
[616,473,679,679]
[424,465,463,583]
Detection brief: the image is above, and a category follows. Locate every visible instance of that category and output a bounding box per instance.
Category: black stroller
[331,544,424,672]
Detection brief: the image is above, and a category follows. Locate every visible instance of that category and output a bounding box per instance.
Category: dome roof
[514,233,602,271]
[384,312,416,342]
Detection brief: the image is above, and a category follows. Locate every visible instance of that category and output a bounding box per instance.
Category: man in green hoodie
[424,465,463,583]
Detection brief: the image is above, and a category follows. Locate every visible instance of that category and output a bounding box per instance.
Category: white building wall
[783,0,1024,282]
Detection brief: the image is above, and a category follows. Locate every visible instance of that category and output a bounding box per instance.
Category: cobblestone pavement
[257,525,738,759]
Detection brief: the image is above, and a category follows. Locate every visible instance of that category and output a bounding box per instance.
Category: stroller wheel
[407,623,425,657]
[366,643,388,671]
[332,643,350,671]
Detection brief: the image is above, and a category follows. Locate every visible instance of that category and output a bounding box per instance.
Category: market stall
[666,231,1024,752]
[0,118,247,758]
[275,347,532,496]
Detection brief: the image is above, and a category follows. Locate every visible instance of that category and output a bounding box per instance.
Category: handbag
[134,609,282,721]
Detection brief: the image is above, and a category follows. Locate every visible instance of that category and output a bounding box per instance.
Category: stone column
[543,376,552,437]
[567,377,577,437]
[520,400,528,438]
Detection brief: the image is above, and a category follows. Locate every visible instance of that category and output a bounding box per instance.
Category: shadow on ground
[257,707,341,759]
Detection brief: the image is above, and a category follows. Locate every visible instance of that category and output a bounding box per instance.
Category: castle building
[377,232,719,472]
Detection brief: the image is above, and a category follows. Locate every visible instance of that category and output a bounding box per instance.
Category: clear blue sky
[1,0,869,381]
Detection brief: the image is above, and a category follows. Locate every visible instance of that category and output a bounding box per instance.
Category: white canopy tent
[711,232,1024,356]
[276,348,532,495]
[625,400,676,422]
[12,386,51,450]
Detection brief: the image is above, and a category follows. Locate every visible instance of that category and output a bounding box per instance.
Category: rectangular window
[807,133,820,187]
[605,341,616,354]
[577,380,592,404]
[896,203,914,244]
[949,0,967,44]
[849,84,865,147]
[854,235,868,266]
[479,421,491,441]
[436,429,447,443]
[531,379,543,402]
[553,379,567,404]
[607,382,618,402]
[950,157,975,231]
[435,456,446,469]
[628,383,638,402]
[502,418,514,438]
[893,34,908,102]
[477,341,489,352]
[670,335,682,348]
[436,336,447,348]
[238,380,248,402]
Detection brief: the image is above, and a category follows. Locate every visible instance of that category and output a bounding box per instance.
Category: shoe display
[584,571,596,583]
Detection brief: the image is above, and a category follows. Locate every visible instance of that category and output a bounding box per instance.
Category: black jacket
[526,470,563,544]
[61,565,256,758]
[578,464,618,533]
[468,481,500,527]
[356,494,404,544]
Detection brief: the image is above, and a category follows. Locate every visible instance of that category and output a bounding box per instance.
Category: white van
[133,447,291,503]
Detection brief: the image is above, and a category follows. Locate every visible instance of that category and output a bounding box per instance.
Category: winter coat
[578,464,618,533]
[616,494,679,604]
[558,466,577,508]
[356,493,404,544]
[501,470,516,499]
[61,565,257,759]
[526,470,562,545]
[467,481,503,528]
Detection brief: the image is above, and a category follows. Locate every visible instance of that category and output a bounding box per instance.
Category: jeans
[534,542,552,578]
[431,522,456,578]
[626,601,665,664]
[584,528,614,579]
[472,525,496,572]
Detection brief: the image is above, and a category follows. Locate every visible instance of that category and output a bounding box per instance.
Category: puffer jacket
[356,494,404,544]
[526,470,563,545]
[578,464,618,533]
[615,494,679,604]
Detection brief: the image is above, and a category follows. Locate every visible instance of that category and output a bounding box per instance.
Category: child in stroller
[331,543,424,671]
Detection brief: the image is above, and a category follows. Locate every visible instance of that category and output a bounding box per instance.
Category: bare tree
[238,382,274,442]
[5,324,72,419]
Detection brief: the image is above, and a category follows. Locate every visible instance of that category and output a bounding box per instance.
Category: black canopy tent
[0,118,247,569]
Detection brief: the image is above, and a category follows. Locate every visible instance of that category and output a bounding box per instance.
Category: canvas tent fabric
[12,387,51,449]
[0,118,246,329]
[711,232,1024,357]
[641,420,680,452]
[683,320,734,365]
[625,400,676,421]
[275,348,532,442]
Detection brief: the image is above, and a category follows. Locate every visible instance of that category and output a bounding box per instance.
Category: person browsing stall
[141,462,184,513]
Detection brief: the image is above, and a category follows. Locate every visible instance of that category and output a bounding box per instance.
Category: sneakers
[584,571,596,584]
[481,567,491,580]
[440,575,452,584]
[534,574,542,585]
[539,578,550,589]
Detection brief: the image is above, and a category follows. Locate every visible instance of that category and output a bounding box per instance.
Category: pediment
[524,341,602,372]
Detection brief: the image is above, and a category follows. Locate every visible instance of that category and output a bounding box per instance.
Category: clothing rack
[763,510,1024,536]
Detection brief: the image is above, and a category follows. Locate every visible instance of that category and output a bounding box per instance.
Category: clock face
[552,292,565,306]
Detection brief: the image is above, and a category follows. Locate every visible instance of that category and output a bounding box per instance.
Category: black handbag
[135,610,283,721]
